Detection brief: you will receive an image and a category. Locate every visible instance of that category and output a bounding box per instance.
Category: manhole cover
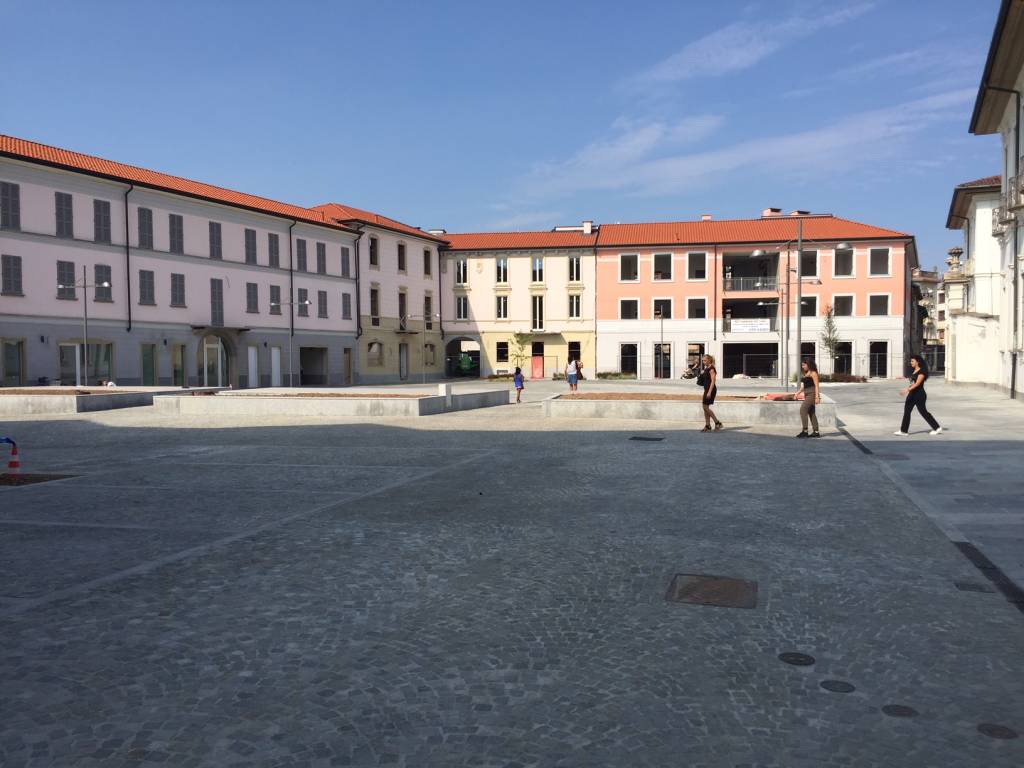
[881,704,918,718]
[629,436,664,442]
[778,652,815,667]
[954,581,996,593]
[977,723,1018,740]
[666,573,757,609]
[0,473,75,487]
[820,680,856,693]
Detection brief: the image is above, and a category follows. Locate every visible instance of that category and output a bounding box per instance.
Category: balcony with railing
[722,297,778,333]
[722,275,779,291]
[722,251,779,292]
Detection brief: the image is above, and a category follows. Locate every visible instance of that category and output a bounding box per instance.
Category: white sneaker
[929,427,943,435]
[893,430,909,436]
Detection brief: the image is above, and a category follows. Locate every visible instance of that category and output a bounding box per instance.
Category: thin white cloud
[635,3,875,84]
[486,210,566,231]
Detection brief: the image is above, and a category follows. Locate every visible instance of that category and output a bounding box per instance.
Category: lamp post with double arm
[57,265,111,386]
[269,298,312,386]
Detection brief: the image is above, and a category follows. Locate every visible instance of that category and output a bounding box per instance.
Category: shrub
[596,372,638,380]
[820,372,866,383]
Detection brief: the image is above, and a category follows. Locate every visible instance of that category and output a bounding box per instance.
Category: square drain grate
[0,473,75,487]
[629,436,664,442]
[666,573,758,609]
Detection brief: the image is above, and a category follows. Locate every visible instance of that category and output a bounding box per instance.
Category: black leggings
[901,389,939,433]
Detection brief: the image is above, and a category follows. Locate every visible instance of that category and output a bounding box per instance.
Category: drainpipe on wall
[288,222,296,374]
[713,245,719,342]
[351,224,364,339]
[123,184,134,332]
[437,242,445,343]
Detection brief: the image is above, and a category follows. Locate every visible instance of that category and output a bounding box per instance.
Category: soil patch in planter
[0,388,101,396]
[0,473,76,486]
[222,392,423,399]
[561,392,759,402]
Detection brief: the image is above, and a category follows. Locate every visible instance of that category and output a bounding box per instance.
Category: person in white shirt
[565,358,579,393]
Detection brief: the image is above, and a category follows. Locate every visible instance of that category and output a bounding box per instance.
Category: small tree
[820,303,840,372]
[510,332,532,369]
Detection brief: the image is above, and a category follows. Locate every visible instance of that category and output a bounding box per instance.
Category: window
[296,239,307,272]
[424,295,433,328]
[801,296,817,317]
[367,341,384,366]
[496,257,508,284]
[0,182,20,230]
[398,292,407,329]
[653,298,672,319]
[246,282,258,313]
[938,291,945,303]
[653,253,672,280]
[620,299,639,319]
[316,242,326,274]
[869,295,889,316]
[209,221,223,259]
[55,192,74,238]
[532,256,544,283]
[171,273,186,307]
[938,309,946,321]
[297,288,309,317]
[341,246,351,278]
[568,294,582,319]
[397,243,406,271]
[57,261,76,299]
[531,295,544,330]
[269,285,281,314]
[245,229,257,264]
[139,269,156,305]
[869,248,890,276]
[1,254,23,295]
[834,248,854,277]
[268,233,280,268]
[939,329,945,341]
[342,292,352,319]
[424,343,436,365]
[569,255,582,282]
[496,342,509,363]
[94,265,112,301]
[620,254,638,281]
[800,250,817,278]
[370,287,380,325]
[423,249,432,276]
[318,290,328,318]
[171,344,185,385]
[833,295,854,316]
[169,214,184,254]
[369,236,379,266]
[210,278,224,326]
[568,341,581,365]
[496,294,508,319]
[687,298,707,319]
[137,207,153,249]
[93,200,111,243]
[456,295,469,320]
[456,258,468,284]
[688,252,707,280]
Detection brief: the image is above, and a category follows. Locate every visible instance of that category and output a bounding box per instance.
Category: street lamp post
[269,298,311,386]
[655,309,665,379]
[57,266,110,386]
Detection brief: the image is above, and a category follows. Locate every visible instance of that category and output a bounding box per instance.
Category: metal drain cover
[666,573,757,608]
[629,436,664,442]
[0,473,75,487]
[977,723,1018,740]
[778,652,816,666]
[881,704,918,718]
[954,581,996,593]
[820,680,855,693]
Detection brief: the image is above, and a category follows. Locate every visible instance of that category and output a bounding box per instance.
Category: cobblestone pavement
[1,402,1023,767]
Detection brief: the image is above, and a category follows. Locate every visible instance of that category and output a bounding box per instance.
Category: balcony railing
[723,276,779,291]
[722,316,777,332]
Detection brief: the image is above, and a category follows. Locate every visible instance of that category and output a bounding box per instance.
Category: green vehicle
[457,352,478,375]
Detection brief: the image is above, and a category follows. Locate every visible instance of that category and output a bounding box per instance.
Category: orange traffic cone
[6,443,20,474]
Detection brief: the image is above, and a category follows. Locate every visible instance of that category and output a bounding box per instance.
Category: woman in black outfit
[895,354,942,436]
[795,360,821,438]
[699,354,723,432]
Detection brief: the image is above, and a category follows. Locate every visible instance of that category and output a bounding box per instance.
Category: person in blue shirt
[513,366,525,404]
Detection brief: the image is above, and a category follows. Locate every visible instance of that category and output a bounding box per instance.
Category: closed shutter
[211,279,224,326]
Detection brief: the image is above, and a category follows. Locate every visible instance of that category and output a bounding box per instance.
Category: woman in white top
[565,358,579,393]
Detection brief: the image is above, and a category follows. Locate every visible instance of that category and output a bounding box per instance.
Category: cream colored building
[441,227,598,379]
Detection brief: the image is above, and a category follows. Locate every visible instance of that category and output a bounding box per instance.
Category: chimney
[762,207,782,217]
[582,220,593,234]
[789,209,810,216]
[701,213,713,221]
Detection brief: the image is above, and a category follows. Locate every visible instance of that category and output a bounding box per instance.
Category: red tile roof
[955,175,1001,188]
[0,135,353,231]
[312,202,449,244]
[444,230,598,251]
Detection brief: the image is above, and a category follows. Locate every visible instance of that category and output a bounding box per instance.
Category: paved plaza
[1,380,1023,767]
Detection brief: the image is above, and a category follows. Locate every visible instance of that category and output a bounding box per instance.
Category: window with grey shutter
[245,229,257,264]
[318,290,328,318]
[1,254,23,295]
[342,291,352,319]
[424,296,433,328]
[268,233,280,268]
[316,242,326,274]
[93,199,112,243]
[55,192,74,238]
[209,221,222,259]
[423,249,431,276]
[139,269,156,305]
[94,264,112,301]
[210,278,224,326]
[296,239,307,271]
[57,261,76,299]
[246,282,258,313]
[397,243,406,271]
[137,207,153,249]
[171,273,186,306]
[297,288,309,317]
[341,246,351,278]
[1,182,21,230]
[270,284,282,314]
[369,237,379,266]
[169,214,184,254]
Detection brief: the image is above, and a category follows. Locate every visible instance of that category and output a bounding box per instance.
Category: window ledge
[138,301,157,306]
[171,303,188,309]
[246,309,259,314]
[56,295,78,301]
[93,298,114,303]
[1,291,25,297]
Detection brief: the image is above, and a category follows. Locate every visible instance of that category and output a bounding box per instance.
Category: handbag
[696,369,709,387]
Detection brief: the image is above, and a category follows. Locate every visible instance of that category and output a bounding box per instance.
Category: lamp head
[835,242,851,250]
[750,249,766,257]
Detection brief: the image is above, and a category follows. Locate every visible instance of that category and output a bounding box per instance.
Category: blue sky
[2,0,1002,268]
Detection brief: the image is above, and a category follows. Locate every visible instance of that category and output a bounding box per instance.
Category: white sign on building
[730,318,772,332]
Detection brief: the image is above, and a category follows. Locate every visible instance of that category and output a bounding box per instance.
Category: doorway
[619,343,638,377]
[203,336,227,387]
[531,341,545,379]
[723,342,778,377]
[686,343,705,375]
[834,341,853,375]
[869,341,888,378]
[270,347,282,387]
[59,343,81,385]
[654,343,672,379]
[399,343,409,381]
[3,340,25,386]
[171,344,186,386]
[141,344,158,385]
[247,346,259,388]
[299,347,328,385]
[343,347,352,385]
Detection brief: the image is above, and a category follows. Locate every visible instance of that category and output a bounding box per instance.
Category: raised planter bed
[0,387,212,415]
